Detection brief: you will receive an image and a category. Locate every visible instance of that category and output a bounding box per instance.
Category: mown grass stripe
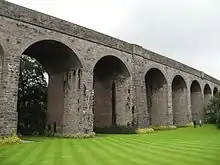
[102,136,167,165]
[0,125,220,165]
[76,139,100,165]
[87,138,120,165]
[18,141,46,165]
[69,139,91,165]
[118,136,220,161]
[119,137,220,155]
[52,138,63,165]
[37,138,57,165]
[107,135,219,165]
[1,143,37,165]
[92,137,145,165]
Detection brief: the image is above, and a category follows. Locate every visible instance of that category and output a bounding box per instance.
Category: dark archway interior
[23,40,82,72]
[93,56,130,129]
[204,84,212,109]
[213,87,218,96]
[172,75,188,125]
[17,40,82,135]
[190,80,202,121]
[145,68,168,126]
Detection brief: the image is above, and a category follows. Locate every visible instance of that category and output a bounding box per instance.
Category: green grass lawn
[0,125,220,165]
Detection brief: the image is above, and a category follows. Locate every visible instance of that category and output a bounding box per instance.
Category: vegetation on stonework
[204,92,220,128]
[0,133,22,146]
[17,55,48,135]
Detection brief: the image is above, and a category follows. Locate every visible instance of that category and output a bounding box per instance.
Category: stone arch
[17,37,85,69]
[93,55,131,129]
[190,80,203,121]
[172,75,188,125]
[204,84,212,109]
[22,40,83,72]
[18,39,83,134]
[145,68,168,125]
[213,87,218,96]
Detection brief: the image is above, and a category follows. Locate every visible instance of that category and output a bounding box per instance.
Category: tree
[205,92,220,128]
[17,55,48,135]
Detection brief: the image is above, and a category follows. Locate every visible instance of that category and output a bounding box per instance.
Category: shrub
[44,128,54,137]
[204,107,217,124]
[150,125,177,131]
[176,122,194,128]
[54,132,96,139]
[136,128,154,134]
[205,92,220,129]
[94,125,177,134]
[185,122,194,127]
[93,126,136,134]
[0,134,22,146]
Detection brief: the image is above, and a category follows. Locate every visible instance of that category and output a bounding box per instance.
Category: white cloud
[7,0,220,79]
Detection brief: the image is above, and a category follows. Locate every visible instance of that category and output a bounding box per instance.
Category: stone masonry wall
[0,1,220,86]
[0,2,220,135]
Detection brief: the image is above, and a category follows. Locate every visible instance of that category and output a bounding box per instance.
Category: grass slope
[0,125,220,165]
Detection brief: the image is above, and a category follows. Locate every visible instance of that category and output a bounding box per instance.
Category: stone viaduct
[0,1,220,136]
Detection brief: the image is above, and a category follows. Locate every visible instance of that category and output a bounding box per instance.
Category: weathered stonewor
[0,1,220,136]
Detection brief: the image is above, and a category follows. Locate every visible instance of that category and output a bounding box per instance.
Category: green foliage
[204,92,220,128]
[17,55,48,135]
[0,134,22,146]
[135,128,154,134]
[94,125,177,134]
[150,125,177,131]
[94,126,137,134]
[54,132,96,139]
[185,122,194,127]
[44,127,54,137]
[176,122,194,128]
[204,105,217,124]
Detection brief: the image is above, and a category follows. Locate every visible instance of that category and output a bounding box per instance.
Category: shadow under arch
[145,68,168,126]
[204,84,212,109]
[23,40,83,73]
[93,55,131,131]
[190,80,202,121]
[213,87,218,96]
[172,75,188,125]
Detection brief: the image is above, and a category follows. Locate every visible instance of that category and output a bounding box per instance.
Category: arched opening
[190,80,202,121]
[145,68,168,125]
[213,87,218,96]
[204,84,212,109]
[17,40,82,135]
[172,75,188,125]
[93,55,131,130]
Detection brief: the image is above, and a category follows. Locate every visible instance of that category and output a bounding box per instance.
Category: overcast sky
[7,0,220,79]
